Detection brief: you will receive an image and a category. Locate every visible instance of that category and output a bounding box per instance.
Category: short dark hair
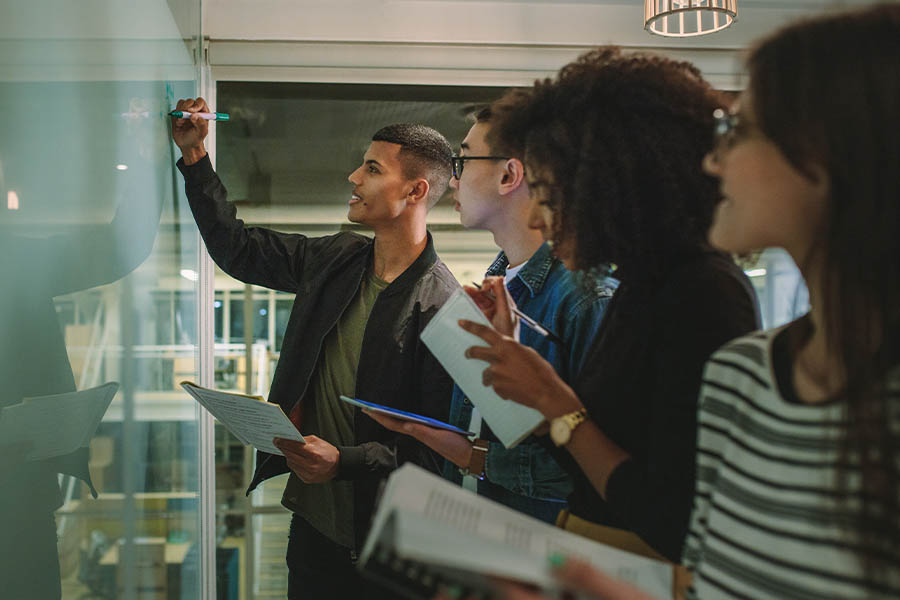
[474,106,492,122]
[474,104,526,159]
[490,46,725,281]
[372,123,452,210]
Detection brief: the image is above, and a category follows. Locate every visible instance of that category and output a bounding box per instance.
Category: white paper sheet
[0,382,119,461]
[420,289,544,448]
[180,382,303,455]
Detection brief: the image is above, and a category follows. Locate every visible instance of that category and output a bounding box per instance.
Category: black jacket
[178,156,458,550]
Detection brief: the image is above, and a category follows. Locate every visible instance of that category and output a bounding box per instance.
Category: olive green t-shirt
[281,266,388,548]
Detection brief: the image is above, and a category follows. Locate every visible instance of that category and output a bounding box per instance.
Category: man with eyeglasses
[171,99,458,598]
[368,106,615,523]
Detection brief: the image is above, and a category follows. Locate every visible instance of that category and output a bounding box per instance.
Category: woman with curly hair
[491,4,900,599]
[460,46,760,563]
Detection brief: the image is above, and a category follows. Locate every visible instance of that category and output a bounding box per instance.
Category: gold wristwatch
[549,408,588,447]
[459,438,489,480]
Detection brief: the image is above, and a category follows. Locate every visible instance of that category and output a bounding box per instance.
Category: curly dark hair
[489,47,726,282]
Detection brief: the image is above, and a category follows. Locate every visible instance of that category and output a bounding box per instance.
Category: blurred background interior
[3,0,867,597]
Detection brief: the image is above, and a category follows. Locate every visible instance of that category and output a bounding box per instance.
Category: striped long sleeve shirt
[683,325,900,599]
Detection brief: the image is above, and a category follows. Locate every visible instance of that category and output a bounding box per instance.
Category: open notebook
[359,464,674,599]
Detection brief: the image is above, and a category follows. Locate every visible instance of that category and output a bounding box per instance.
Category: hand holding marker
[119,109,230,121]
[169,110,229,121]
[169,98,225,162]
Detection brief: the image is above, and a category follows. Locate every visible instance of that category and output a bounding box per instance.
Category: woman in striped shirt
[500,3,900,599]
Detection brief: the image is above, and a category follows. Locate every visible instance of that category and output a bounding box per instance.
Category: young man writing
[367,107,613,523]
[172,98,458,597]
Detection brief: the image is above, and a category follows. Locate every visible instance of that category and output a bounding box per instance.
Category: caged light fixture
[645,0,738,37]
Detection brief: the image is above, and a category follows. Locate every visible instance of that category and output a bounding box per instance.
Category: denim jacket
[442,243,616,522]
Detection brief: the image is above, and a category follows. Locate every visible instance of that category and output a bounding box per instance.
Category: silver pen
[470,282,564,345]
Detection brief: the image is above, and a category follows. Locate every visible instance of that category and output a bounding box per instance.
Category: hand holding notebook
[350,395,479,470]
[420,289,545,448]
[341,395,474,436]
[359,465,676,599]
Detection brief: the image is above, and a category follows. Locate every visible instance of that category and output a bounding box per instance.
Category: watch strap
[459,438,489,480]
[564,408,588,429]
[551,408,589,447]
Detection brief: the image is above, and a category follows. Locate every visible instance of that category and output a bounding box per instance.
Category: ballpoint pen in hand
[470,282,564,345]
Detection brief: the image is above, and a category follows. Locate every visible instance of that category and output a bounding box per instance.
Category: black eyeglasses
[451,155,508,180]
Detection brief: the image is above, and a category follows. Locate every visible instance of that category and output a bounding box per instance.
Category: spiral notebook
[359,464,675,599]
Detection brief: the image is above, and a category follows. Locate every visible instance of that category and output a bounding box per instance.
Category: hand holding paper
[359,464,675,599]
[275,435,339,483]
[464,276,517,337]
[458,319,584,421]
[420,289,544,448]
[180,382,303,456]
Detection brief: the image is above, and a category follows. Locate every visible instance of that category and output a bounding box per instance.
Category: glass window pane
[175,291,197,345]
[214,293,224,343]
[0,2,203,598]
[152,292,174,345]
[229,298,244,343]
[228,295,269,344]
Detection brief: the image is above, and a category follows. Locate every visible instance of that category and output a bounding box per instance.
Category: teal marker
[169,110,229,121]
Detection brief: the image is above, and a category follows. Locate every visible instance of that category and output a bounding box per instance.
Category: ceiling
[1,0,881,229]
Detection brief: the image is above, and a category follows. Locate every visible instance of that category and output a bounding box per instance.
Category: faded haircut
[372,123,453,210]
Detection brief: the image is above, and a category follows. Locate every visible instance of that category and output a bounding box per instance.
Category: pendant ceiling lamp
[645,0,738,37]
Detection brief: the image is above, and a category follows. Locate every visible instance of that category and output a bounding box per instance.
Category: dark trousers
[0,508,61,599]
[287,513,392,600]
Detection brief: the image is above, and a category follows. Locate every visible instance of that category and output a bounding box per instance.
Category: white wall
[205,0,875,88]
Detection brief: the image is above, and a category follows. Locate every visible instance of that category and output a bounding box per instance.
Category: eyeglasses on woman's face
[712,108,755,155]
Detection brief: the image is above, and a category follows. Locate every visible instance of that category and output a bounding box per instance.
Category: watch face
[550,418,570,446]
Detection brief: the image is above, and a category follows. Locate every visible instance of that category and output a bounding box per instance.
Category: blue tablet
[340,395,475,437]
